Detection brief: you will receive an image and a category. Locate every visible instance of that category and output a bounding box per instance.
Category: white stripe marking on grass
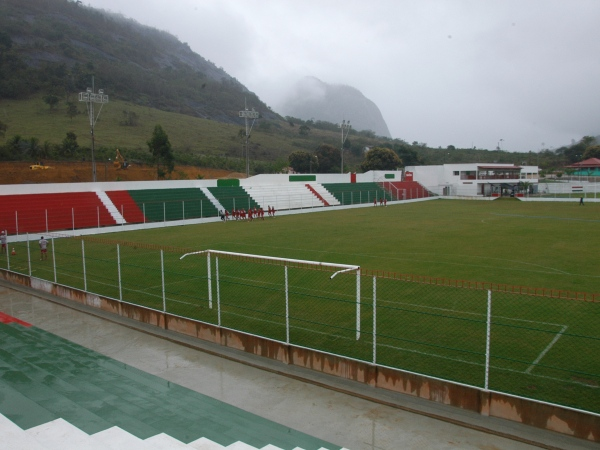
[525,325,568,374]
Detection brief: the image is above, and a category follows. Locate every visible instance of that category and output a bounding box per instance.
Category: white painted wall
[0,170,406,196]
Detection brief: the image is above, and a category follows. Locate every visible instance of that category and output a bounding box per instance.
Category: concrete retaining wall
[2,269,598,443]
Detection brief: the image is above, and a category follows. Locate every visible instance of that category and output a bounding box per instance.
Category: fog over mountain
[278,77,392,139]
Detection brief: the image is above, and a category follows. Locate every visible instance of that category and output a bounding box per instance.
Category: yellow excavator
[29,162,51,170]
[113,149,128,170]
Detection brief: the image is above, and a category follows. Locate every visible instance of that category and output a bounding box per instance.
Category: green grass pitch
[6,199,600,413]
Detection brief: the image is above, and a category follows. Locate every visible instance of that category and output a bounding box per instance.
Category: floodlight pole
[79,77,109,182]
[238,100,259,178]
[339,120,351,174]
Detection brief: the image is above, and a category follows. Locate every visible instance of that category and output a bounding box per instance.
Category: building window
[453,171,459,176]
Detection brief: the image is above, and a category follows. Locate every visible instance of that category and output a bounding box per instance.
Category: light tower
[79,78,108,182]
[338,120,351,174]
[238,101,259,178]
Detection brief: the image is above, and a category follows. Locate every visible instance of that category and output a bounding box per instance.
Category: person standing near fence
[39,236,48,261]
[580,196,584,206]
[1,231,6,253]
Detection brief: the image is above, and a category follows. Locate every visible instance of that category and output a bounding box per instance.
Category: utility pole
[238,100,259,178]
[79,77,108,182]
[338,120,351,174]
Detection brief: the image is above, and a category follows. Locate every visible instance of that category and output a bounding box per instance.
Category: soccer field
[5,199,600,413]
[100,198,600,293]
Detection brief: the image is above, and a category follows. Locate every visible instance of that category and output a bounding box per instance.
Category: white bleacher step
[92,426,147,449]
[26,418,104,450]
[188,436,228,449]
[143,432,194,449]
[0,412,47,450]
[245,185,324,210]
[200,187,224,212]
[307,183,340,206]
[225,442,265,449]
[96,191,126,225]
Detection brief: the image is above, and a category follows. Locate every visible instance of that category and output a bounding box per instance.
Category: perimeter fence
[2,234,599,415]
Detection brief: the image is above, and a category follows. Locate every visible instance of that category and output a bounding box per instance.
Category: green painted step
[207,186,259,212]
[322,182,391,205]
[127,188,219,222]
[0,322,341,449]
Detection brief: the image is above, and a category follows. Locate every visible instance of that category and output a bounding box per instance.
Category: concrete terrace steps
[0,321,344,450]
[95,190,126,225]
[306,184,340,206]
[244,185,325,211]
[1,412,332,449]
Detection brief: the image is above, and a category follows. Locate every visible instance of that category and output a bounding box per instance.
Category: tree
[298,125,310,136]
[564,136,597,163]
[27,137,40,159]
[288,151,318,173]
[360,147,402,171]
[393,140,422,166]
[314,144,340,173]
[43,94,60,110]
[66,102,78,120]
[583,145,600,160]
[61,131,79,156]
[147,124,174,179]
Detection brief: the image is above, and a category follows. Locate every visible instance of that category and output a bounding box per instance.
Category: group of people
[219,206,277,222]
[0,231,48,260]
[374,197,387,206]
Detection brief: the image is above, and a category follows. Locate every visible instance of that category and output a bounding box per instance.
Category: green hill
[0,0,589,173]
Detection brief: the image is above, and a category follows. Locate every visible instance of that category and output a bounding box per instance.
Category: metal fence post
[484,289,492,390]
[372,275,377,364]
[216,256,221,326]
[207,252,212,308]
[15,211,18,236]
[81,240,87,292]
[72,208,75,233]
[6,235,10,271]
[161,249,166,312]
[285,265,290,345]
[46,209,49,233]
[52,237,56,283]
[26,233,31,276]
[117,244,122,301]
[356,269,361,340]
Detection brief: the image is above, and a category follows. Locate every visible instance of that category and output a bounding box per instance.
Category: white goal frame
[180,249,362,341]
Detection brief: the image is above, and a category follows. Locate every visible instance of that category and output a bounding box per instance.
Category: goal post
[180,249,362,340]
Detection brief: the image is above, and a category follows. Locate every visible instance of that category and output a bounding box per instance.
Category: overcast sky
[88,0,600,152]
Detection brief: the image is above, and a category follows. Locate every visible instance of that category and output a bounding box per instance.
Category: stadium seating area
[322,182,392,205]
[125,188,219,222]
[0,318,337,449]
[0,180,431,234]
[207,186,259,212]
[0,193,116,235]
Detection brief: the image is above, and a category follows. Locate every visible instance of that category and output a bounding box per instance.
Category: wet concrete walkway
[0,280,596,450]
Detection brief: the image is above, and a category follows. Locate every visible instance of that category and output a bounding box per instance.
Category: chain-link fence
[2,235,599,414]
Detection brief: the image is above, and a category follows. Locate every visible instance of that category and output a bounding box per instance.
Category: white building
[404,163,539,197]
